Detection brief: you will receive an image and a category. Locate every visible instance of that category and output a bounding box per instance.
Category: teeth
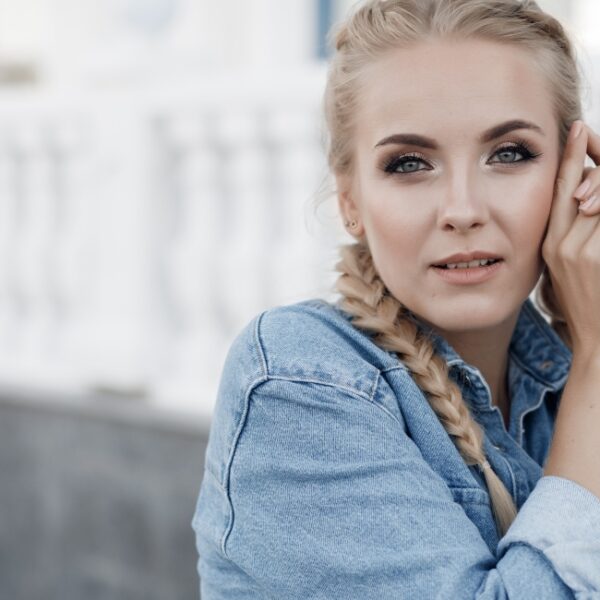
[445,259,495,269]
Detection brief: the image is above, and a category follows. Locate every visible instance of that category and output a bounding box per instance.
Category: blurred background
[0,1,598,598]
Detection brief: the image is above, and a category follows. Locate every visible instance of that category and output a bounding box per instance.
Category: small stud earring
[344,219,358,229]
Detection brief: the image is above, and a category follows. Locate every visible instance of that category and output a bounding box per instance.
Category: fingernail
[574,179,591,198]
[571,121,584,141]
[579,194,597,211]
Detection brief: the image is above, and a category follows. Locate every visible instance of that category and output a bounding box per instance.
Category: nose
[436,169,489,233]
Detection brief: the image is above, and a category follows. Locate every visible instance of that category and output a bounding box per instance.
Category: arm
[544,350,600,499]
[197,377,593,599]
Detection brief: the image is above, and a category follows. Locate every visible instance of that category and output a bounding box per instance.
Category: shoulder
[227,297,406,398]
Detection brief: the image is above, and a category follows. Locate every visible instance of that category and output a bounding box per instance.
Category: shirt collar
[405,297,572,392]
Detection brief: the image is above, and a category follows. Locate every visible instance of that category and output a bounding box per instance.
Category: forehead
[357,38,555,143]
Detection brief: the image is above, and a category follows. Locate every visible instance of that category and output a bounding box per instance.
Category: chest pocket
[449,485,500,554]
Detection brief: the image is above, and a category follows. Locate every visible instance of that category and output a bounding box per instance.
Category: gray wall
[0,386,209,600]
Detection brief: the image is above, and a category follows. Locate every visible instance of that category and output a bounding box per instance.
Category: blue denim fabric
[192,297,600,599]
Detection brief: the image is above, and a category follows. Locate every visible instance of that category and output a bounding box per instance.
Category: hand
[541,121,600,357]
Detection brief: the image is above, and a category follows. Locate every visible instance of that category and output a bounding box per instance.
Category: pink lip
[431,259,504,285]
[432,251,502,266]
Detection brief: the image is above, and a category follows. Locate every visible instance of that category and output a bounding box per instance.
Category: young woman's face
[338,38,561,333]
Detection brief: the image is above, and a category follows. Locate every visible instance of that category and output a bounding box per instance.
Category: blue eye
[380,141,542,176]
[490,142,538,165]
[381,153,429,175]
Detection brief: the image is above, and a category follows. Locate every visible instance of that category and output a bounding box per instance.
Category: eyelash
[380,140,543,177]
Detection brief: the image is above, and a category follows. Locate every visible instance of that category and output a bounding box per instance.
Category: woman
[192,1,600,597]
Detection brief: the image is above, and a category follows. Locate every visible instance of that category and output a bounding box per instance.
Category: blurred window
[317,0,334,60]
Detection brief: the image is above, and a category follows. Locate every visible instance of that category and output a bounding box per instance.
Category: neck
[425,309,519,412]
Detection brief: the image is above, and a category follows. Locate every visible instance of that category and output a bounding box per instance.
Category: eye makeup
[378,139,543,177]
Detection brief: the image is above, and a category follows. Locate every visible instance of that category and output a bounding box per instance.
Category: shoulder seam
[254,309,269,378]
[220,373,401,557]
[257,374,376,404]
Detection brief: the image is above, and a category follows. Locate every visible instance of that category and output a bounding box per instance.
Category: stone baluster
[46,117,96,388]
[150,111,227,414]
[214,109,273,333]
[0,130,19,371]
[264,107,335,305]
[11,124,57,385]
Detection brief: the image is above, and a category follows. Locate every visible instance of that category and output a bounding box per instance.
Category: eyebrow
[373,119,545,150]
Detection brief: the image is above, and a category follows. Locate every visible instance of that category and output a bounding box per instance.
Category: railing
[0,66,347,419]
[2,55,599,419]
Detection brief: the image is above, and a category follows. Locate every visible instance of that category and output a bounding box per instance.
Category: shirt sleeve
[496,475,600,594]
[202,377,587,599]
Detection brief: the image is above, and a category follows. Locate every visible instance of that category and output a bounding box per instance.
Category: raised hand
[541,121,600,357]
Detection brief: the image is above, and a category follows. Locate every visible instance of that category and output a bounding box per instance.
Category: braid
[320,0,582,540]
[334,241,518,537]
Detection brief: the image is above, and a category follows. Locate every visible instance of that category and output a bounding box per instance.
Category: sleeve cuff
[497,475,600,593]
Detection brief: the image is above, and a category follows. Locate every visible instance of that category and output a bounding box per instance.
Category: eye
[379,140,542,178]
[488,141,542,166]
[381,152,431,175]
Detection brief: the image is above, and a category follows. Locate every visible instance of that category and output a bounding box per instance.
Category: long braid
[319,0,583,539]
[334,241,518,537]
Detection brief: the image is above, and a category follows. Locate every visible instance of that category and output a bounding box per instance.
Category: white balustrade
[0,55,597,418]
[151,111,229,408]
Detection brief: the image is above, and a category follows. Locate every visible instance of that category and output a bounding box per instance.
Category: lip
[431,251,503,267]
[431,259,504,285]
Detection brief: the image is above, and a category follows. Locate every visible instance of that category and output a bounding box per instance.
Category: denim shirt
[192,297,600,599]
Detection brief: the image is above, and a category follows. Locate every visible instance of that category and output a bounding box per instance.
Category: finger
[563,123,600,202]
[562,204,600,254]
[547,120,588,243]
[573,165,600,214]
[583,123,600,166]
[573,124,600,198]
[573,166,596,197]
[578,193,600,214]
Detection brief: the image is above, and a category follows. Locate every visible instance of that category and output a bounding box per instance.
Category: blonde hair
[320,0,581,537]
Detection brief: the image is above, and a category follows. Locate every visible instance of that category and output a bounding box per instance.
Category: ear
[335,172,365,238]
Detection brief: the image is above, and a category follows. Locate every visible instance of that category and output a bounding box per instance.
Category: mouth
[432,258,504,270]
[430,258,505,285]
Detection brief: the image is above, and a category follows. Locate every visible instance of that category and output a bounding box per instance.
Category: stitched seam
[369,371,380,402]
[498,540,572,591]
[522,302,572,367]
[255,375,401,424]
[495,451,518,500]
[517,384,552,447]
[262,374,371,402]
[255,308,387,397]
[523,301,569,355]
[221,375,266,558]
[204,464,226,493]
[381,363,408,374]
[220,375,401,557]
[510,349,559,390]
[448,485,491,506]
[254,310,269,378]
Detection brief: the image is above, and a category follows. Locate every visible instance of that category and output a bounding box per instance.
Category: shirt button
[541,360,553,370]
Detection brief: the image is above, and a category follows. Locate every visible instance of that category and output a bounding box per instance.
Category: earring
[344,219,358,229]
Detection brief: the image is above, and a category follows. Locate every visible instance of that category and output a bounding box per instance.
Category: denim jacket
[192,296,600,599]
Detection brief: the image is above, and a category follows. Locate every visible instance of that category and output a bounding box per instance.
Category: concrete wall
[0,387,209,600]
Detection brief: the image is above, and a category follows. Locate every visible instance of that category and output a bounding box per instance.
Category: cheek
[510,177,555,250]
[361,204,427,289]
[365,202,422,258]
